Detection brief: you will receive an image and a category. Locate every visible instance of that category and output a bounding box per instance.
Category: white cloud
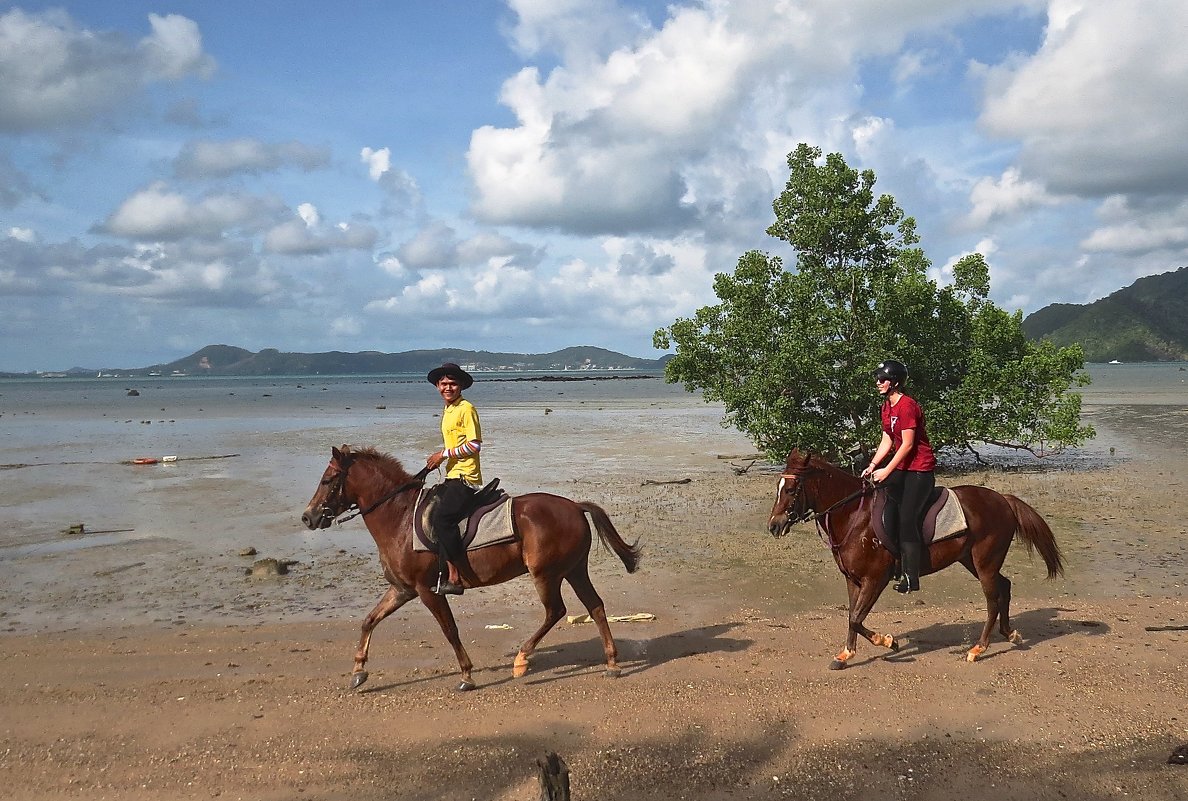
[330,316,363,336]
[360,147,392,181]
[365,233,708,340]
[7,227,35,242]
[965,167,1062,226]
[174,138,330,178]
[1081,197,1188,255]
[469,0,1030,236]
[263,217,378,255]
[297,203,320,227]
[397,222,459,270]
[394,222,543,272]
[980,0,1188,196]
[0,235,286,306]
[504,0,651,62]
[892,50,933,88]
[139,13,216,81]
[0,9,214,133]
[101,183,283,241]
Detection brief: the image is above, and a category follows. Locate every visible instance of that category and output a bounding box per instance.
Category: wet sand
[1,397,1187,800]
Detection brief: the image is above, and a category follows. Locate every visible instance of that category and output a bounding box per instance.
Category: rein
[334,465,432,525]
[781,473,877,525]
[782,470,881,584]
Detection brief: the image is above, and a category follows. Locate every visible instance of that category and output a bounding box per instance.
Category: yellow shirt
[441,397,482,484]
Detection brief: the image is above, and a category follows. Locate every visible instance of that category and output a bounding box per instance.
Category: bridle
[778,466,880,549]
[319,452,431,525]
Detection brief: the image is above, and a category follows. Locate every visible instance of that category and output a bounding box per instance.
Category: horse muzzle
[301,505,334,530]
[768,516,792,538]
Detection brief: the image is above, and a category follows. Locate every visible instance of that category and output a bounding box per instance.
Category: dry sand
[1,403,1187,800]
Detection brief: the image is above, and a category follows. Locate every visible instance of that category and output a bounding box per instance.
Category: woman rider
[860,359,936,593]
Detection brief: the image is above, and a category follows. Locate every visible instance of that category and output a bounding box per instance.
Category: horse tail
[578,502,641,574]
[1004,494,1064,579]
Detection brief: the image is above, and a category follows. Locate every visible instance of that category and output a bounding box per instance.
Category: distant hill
[1023,266,1188,362]
[95,345,669,377]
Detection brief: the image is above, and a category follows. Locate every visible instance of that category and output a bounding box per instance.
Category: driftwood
[729,459,756,475]
[1145,625,1188,632]
[640,478,691,486]
[93,562,145,578]
[536,751,570,801]
[3,454,239,471]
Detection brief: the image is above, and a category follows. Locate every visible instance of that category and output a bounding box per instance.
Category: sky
[2,1,1186,371]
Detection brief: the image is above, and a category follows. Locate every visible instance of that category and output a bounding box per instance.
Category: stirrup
[894,576,919,594]
[434,574,464,596]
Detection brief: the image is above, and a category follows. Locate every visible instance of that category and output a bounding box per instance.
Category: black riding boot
[895,540,921,593]
[433,549,463,596]
[883,501,902,582]
[429,480,473,596]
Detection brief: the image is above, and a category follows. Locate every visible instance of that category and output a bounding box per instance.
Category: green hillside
[1022,267,1188,362]
[111,345,667,377]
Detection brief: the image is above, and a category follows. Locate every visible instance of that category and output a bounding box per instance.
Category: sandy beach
[1,373,1187,800]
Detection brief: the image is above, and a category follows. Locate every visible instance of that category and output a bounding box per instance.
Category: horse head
[767,448,816,537]
[302,444,356,529]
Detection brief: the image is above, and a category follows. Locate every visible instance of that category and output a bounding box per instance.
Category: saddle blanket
[926,487,968,542]
[871,485,968,555]
[412,488,517,553]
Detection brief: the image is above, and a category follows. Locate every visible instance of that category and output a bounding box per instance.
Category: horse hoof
[604,667,621,679]
[513,653,530,678]
[888,638,899,652]
[349,671,369,690]
[1008,630,1024,645]
[457,680,476,692]
[829,659,847,671]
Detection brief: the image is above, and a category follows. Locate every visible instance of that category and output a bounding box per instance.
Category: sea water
[1,363,1183,553]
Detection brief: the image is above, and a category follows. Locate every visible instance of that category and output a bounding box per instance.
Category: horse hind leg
[997,574,1024,645]
[964,556,1008,663]
[514,573,567,679]
[566,566,622,678]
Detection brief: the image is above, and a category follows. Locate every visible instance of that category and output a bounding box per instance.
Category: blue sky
[2,1,1186,371]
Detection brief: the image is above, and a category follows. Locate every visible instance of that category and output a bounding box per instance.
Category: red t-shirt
[881,394,936,472]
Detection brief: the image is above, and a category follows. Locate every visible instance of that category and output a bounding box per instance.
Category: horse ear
[332,444,349,461]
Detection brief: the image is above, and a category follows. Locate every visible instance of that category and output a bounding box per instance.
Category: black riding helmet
[873,359,908,387]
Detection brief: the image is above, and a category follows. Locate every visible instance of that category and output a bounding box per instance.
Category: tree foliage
[654,144,1093,463]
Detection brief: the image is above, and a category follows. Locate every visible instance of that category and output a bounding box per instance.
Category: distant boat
[1108,359,1122,364]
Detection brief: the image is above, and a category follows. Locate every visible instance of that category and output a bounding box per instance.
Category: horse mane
[789,449,864,490]
[350,446,414,486]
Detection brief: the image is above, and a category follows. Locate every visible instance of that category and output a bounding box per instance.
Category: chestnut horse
[301,445,641,691]
[767,449,1063,669]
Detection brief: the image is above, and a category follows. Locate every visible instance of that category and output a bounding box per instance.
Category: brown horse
[767,449,1063,669]
[301,445,641,691]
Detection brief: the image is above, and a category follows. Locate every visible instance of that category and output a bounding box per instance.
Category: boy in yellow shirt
[424,363,483,595]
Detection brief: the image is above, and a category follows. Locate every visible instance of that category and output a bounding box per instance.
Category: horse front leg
[831,579,862,670]
[417,589,477,691]
[832,575,896,670]
[351,584,417,690]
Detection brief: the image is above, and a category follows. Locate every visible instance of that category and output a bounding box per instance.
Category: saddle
[870,486,968,556]
[412,484,517,553]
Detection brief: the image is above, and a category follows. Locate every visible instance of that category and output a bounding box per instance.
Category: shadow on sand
[856,606,1111,668]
